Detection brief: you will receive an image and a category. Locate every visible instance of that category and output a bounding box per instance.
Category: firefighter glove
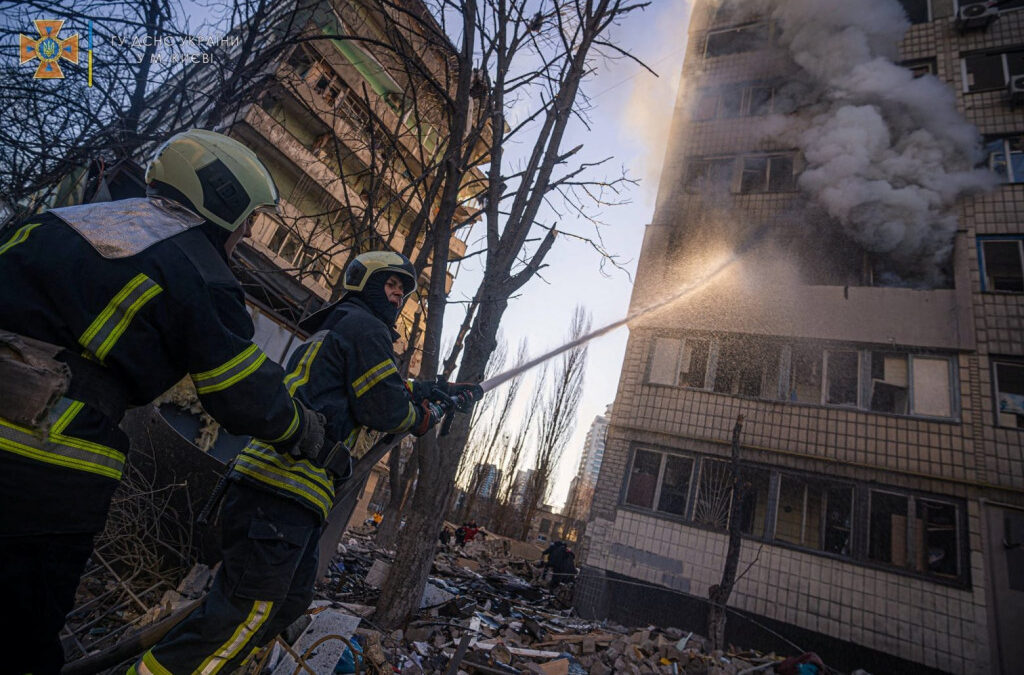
[449,382,484,413]
[412,399,445,437]
[290,402,327,460]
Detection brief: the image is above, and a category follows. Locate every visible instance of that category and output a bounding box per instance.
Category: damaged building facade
[579,1,1024,673]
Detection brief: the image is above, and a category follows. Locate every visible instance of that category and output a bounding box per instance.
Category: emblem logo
[20,20,79,79]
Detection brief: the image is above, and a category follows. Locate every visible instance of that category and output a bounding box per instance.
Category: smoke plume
[750,0,994,284]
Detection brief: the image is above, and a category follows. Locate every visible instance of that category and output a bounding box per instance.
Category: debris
[270,608,361,675]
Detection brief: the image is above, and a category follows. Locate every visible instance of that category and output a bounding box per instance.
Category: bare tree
[518,307,589,538]
[707,414,745,652]
[374,0,646,628]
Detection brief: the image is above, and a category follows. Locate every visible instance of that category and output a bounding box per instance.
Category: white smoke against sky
[751,0,995,283]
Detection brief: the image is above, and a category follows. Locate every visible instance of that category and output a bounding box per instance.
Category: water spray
[479,223,772,394]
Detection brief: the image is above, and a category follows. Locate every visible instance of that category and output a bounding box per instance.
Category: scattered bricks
[640,638,658,655]
[582,636,596,654]
[631,629,650,644]
[589,659,611,675]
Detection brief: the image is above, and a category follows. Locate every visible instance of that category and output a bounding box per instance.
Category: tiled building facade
[580,1,1024,673]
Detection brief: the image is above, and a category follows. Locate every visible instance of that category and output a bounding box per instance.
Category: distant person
[455,524,467,547]
[464,520,480,543]
[439,527,452,546]
[540,540,577,588]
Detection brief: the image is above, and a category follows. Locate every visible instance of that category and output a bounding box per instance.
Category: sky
[444,0,692,508]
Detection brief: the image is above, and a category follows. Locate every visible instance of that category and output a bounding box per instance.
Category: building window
[693,81,778,121]
[693,459,732,531]
[911,357,952,418]
[898,0,930,23]
[980,238,1024,291]
[869,490,910,565]
[539,518,551,534]
[624,449,661,508]
[825,350,859,406]
[737,467,771,536]
[869,352,909,414]
[788,344,823,403]
[657,455,695,516]
[994,360,1024,428]
[713,338,781,398]
[685,157,734,193]
[646,337,681,386]
[705,23,770,58]
[917,499,959,577]
[983,135,1024,184]
[963,49,1024,93]
[681,338,711,388]
[739,154,797,193]
[776,477,853,555]
[901,57,937,78]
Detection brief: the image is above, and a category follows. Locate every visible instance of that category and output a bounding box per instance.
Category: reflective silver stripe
[0,400,124,479]
[241,442,334,492]
[283,331,328,394]
[233,453,332,518]
[192,344,268,394]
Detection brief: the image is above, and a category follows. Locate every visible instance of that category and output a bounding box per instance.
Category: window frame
[704,22,772,58]
[992,358,1024,429]
[898,0,932,24]
[981,135,1024,184]
[738,153,798,194]
[621,447,697,518]
[962,49,1024,93]
[978,236,1024,292]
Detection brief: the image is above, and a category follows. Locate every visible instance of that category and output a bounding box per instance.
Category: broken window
[739,154,796,193]
[964,49,1024,93]
[737,468,771,536]
[984,135,1024,184]
[898,0,930,23]
[539,518,551,534]
[869,352,909,414]
[901,57,937,78]
[685,157,734,193]
[869,491,909,566]
[746,83,776,115]
[788,344,823,403]
[705,23,770,57]
[994,360,1024,428]
[775,476,822,549]
[823,486,854,556]
[911,357,952,418]
[647,337,681,386]
[625,449,661,509]
[915,499,959,577]
[656,455,695,516]
[680,338,710,388]
[825,350,859,406]
[980,238,1024,291]
[693,459,732,531]
[714,338,781,398]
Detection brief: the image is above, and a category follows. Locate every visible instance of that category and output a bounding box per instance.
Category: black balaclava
[355,272,400,325]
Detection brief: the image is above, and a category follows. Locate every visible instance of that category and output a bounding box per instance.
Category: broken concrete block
[364,559,391,588]
[582,636,596,654]
[589,659,611,675]
[537,658,569,675]
[272,609,360,675]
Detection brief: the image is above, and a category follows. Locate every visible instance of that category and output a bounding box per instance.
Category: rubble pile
[271,531,831,675]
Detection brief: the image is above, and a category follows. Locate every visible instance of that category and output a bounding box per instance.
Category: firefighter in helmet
[0,129,326,675]
[136,251,482,673]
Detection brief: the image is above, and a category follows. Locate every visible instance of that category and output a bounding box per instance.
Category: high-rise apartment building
[579,1,1023,673]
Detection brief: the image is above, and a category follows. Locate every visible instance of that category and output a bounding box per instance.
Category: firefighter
[135,251,482,674]
[0,129,326,675]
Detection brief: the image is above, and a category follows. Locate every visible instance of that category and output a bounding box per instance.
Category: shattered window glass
[739,154,796,193]
[739,156,768,193]
[869,352,909,414]
[788,345,823,403]
[705,23,769,57]
[657,455,695,516]
[823,486,853,556]
[869,491,909,566]
[825,350,859,406]
[775,476,821,549]
[916,500,959,577]
[981,239,1024,291]
[625,450,661,509]
[714,338,780,398]
[693,459,732,531]
[680,338,710,388]
[898,0,930,23]
[995,361,1024,428]
[647,337,681,385]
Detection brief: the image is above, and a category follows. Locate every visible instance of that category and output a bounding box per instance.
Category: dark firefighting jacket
[231,296,422,519]
[0,210,304,535]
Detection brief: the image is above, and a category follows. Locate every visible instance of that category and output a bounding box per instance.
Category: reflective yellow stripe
[0,399,124,479]
[0,222,41,256]
[267,401,301,444]
[353,359,397,397]
[243,441,333,489]
[197,600,273,675]
[283,332,327,395]
[234,462,331,519]
[192,344,268,395]
[387,403,417,433]
[137,650,172,675]
[78,273,163,363]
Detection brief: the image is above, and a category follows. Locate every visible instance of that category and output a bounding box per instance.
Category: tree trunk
[708,415,744,652]
[374,448,415,549]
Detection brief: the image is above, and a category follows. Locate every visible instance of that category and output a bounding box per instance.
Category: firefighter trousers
[133,481,321,675]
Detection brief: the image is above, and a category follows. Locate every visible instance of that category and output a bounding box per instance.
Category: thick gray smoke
[751,0,994,284]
